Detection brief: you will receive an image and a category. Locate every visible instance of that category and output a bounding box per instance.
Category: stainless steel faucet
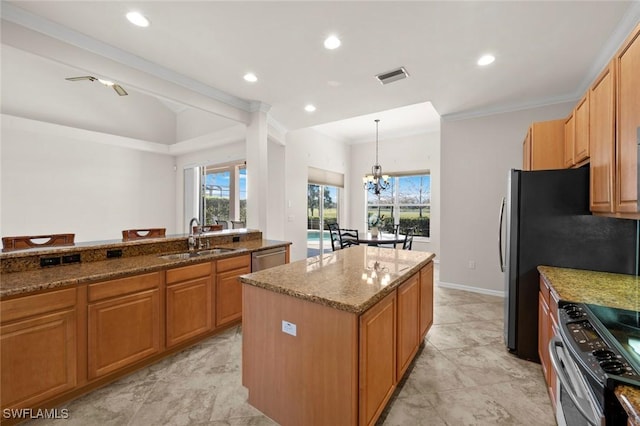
[188,217,200,251]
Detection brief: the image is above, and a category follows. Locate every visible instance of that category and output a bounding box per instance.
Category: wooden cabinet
[615,23,640,214]
[523,120,565,170]
[564,113,575,168]
[215,254,251,327]
[87,272,162,379]
[0,288,77,409]
[359,290,396,426]
[166,262,214,347]
[538,277,559,410]
[589,61,616,213]
[574,94,590,164]
[396,273,420,379]
[419,262,434,340]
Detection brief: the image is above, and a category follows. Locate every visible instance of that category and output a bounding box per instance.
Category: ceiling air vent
[375,67,409,85]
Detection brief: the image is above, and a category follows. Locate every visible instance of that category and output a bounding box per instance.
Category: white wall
[1,115,176,242]
[285,128,350,261]
[349,131,441,256]
[267,139,286,240]
[439,102,574,295]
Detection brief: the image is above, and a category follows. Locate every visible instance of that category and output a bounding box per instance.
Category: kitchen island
[240,245,435,426]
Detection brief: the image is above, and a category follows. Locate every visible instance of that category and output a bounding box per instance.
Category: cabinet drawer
[1,287,76,324]
[217,254,251,273]
[166,262,213,285]
[88,272,161,302]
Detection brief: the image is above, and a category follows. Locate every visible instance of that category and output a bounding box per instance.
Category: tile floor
[28,266,556,426]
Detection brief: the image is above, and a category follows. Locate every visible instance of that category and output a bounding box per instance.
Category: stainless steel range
[550,302,640,425]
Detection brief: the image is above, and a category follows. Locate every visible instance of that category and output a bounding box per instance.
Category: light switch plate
[282,320,297,336]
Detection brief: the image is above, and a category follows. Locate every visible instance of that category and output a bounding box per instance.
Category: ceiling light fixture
[304,104,316,112]
[363,119,390,196]
[243,73,258,83]
[324,35,341,50]
[477,54,495,66]
[126,11,150,27]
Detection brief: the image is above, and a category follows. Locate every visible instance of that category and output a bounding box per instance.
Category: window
[203,163,246,224]
[366,173,430,237]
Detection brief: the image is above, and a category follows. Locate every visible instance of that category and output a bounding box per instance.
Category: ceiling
[1,1,639,144]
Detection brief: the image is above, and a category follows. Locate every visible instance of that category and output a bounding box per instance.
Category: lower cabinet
[166,262,214,347]
[0,288,77,409]
[87,272,162,379]
[419,262,434,340]
[538,276,559,410]
[359,290,397,426]
[216,254,251,327]
[397,273,420,379]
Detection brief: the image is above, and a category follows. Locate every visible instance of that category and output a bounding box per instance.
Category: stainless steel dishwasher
[251,247,287,271]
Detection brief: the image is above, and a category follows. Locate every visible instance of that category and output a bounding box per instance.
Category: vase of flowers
[368,214,383,238]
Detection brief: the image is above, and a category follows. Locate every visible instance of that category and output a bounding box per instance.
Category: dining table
[356,232,406,247]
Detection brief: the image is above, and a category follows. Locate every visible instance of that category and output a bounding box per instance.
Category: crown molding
[1,2,252,112]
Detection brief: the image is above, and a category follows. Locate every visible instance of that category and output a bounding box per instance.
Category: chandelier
[363,119,390,196]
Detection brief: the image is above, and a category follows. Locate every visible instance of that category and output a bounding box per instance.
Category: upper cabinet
[589,61,616,213]
[574,93,590,164]
[615,23,640,215]
[564,112,575,168]
[522,119,564,171]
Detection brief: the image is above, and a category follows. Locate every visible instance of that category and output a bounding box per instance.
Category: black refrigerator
[500,167,638,362]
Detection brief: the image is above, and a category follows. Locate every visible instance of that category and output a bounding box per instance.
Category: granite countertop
[0,239,290,298]
[537,265,639,423]
[240,245,435,314]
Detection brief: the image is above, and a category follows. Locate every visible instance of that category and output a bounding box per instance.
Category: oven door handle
[549,337,599,426]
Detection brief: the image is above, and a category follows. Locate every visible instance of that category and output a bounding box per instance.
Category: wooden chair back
[327,223,341,251]
[402,227,415,250]
[193,225,223,233]
[2,233,75,251]
[231,220,245,229]
[122,228,166,241]
[339,229,359,248]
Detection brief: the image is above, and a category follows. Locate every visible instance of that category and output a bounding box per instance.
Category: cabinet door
[590,62,616,213]
[397,274,420,379]
[88,289,161,379]
[522,130,532,171]
[359,291,396,426]
[1,309,76,408]
[166,277,213,347]
[419,262,434,340]
[537,291,550,385]
[216,266,250,327]
[574,94,590,163]
[615,24,640,214]
[530,120,564,170]
[564,113,575,168]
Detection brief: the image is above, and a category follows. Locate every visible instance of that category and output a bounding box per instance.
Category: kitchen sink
[159,247,237,261]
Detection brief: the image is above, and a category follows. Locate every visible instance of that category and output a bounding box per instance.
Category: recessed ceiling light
[305,104,316,112]
[324,35,341,50]
[126,11,150,27]
[243,73,258,83]
[477,54,495,66]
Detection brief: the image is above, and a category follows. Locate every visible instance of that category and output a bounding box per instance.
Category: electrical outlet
[282,320,297,336]
[468,260,476,269]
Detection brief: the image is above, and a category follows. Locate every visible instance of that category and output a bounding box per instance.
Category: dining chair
[339,228,359,248]
[392,224,400,237]
[402,227,415,250]
[327,223,342,251]
[216,220,229,230]
[231,220,245,229]
[121,228,166,241]
[2,233,75,250]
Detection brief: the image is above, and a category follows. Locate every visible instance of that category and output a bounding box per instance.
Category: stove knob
[593,349,616,361]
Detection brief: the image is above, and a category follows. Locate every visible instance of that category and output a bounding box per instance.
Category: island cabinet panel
[242,285,358,426]
[419,262,434,340]
[215,255,250,327]
[0,288,77,409]
[166,262,214,348]
[615,23,640,214]
[589,61,616,213]
[359,291,397,426]
[87,272,162,379]
[396,273,420,379]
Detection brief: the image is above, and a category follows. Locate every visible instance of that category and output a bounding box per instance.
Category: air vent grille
[375,67,409,85]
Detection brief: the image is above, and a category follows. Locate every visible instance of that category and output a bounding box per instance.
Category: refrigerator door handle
[498,197,505,272]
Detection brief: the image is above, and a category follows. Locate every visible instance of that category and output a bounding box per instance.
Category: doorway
[307,184,339,257]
